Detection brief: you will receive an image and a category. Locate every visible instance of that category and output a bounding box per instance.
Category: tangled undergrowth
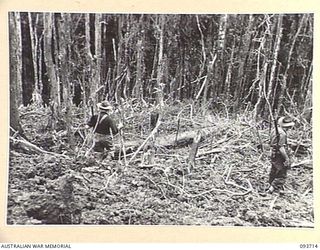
[7,100,313,227]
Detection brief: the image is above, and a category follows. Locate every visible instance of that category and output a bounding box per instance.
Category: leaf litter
[7,101,313,227]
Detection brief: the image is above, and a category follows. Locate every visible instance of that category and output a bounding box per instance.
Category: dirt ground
[7,102,313,226]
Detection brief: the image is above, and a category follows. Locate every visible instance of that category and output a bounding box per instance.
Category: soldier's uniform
[268,116,294,193]
[85,101,122,157]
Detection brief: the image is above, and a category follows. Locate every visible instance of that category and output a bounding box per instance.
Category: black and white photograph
[7,12,313,227]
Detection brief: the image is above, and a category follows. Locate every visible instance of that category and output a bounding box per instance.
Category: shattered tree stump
[187,131,202,172]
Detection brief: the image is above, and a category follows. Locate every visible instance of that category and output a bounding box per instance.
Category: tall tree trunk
[9,12,24,135]
[178,51,184,101]
[59,13,73,142]
[85,14,94,108]
[38,16,43,105]
[52,14,62,106]
[134,15,146,100]
[254,62,268,120]
[122,14,131,100]
[218,14,227,55]
[149,40,158,100]
[277,14,307,113]
[225,38,235,103]
[85,14,92,59]
[28,13,42,105]
[155,15,165,107]
[44,13,59,103]
[207,19,218,101]
[302,63,313,104]
[44,13,59,129]
[253,16,270,120]
[115,15,124,103]
[94,13,102,102]
[19,13,35,105]
[195,15,206,100]
[236,14,253,108]
[216,14,228,95]
[13,12,23,107]
[203,54,216,104]
[266,14,283,115]
[133,39,143,99]
[303,76,312,118]
[101,14,108,97]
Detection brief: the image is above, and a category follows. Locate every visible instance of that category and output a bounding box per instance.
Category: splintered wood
[8,100,314,226]
[187,131,202,172]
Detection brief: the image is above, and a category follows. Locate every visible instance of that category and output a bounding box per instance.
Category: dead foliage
[7,101,313,226]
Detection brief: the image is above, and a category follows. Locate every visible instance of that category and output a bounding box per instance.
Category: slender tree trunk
[302,63,312,103]
[251,16,270,114]
[254,62,268,120]
[13,12,23,106]
[45,13,59,106]
[28,13,42,105]
[52,14,62,105]
[208,19,218,101]
[94,13,102,102]
[178,53,184,100]
[300,15,313,105]
[277,14,307,113]
[216,14,228,95]
[203,54,216,104]
[9,12,24,135]
[19,13,35,105]
[155,15,165,107]
[303,77,312,118]
[122,14,131,100]
[218,14,227,55]
[38,18,43,104]
[85,14,95,107]
[236,14,253,108]
[44,13,59,129]
[266,14,283,115]
[101,14,108,97]
[87,14,101,105]
[59,13,73,142]
[195,15,206,100]
[149,41,158,100]
[225,38,235,103]
[133,39,143,99]
[115,15,124,103]
[85,14,92,59]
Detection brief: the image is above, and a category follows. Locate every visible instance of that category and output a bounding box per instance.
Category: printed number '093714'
[300,244,318,248]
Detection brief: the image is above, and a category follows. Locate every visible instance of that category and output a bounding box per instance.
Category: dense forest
[7,13,313,226]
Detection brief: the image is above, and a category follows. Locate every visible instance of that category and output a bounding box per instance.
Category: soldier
[85,101,123,158]
[267,116,295,194]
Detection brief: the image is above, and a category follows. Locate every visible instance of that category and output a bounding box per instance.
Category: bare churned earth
[7,101,313,227]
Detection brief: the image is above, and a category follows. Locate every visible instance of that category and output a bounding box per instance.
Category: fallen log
[10,137,69,159]
[288,138,311,156]
[114,125,218,159]
[197,147,225,157]
[291,159,313,169]
[156,126,215,148]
